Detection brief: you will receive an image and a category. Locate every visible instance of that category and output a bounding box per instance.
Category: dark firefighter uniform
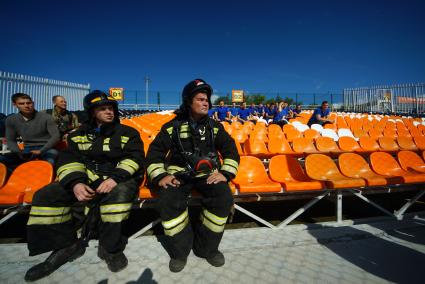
[27,97,145,257]
[146,80,240,262]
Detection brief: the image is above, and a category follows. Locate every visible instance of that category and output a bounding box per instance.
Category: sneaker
[169,258,187,273]
[98,246,128,273]
[206,251,225,267]
[25,242,85,282]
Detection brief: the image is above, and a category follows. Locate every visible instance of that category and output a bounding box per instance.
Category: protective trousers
[27,179,138,256]
[158,179,233,260]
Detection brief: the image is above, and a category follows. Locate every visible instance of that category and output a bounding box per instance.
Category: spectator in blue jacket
[307,101,334,126]
[214,100,229,122]
[237,102,252,122]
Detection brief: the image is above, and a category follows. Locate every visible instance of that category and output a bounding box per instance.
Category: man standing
[146,79,239,272]
[25,90,145,281]
[307,100,334,126]
[0,93,60,170]
[45,95,79,140]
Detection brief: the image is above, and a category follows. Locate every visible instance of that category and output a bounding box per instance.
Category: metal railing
[343,83,425,114]
[0,71,90,115]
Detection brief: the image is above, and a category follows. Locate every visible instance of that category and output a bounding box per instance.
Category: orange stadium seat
[339,153,401,186]
[0,163,6,188]
[378,137,399,153]
[303,129,320,140]
[397,136,418,151]
[232,156,281,193]
[243,138,269,158]
[292,138,319,155]
[268,136,294,155]
[414,136,425,151]
[305,154,365,189]
[315,136,342,154]
[285,128,303,142]
[338,136,363,153]
[269,155,323,191]
[0,161,54,205]
[397,151,425,173]
[359,136,381,152]
[370,152,425,184]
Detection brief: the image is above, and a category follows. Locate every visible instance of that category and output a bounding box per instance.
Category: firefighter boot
[24,242,85,282]
[206,251,225,267]
[98,245,128,272]
[169,257,187,273]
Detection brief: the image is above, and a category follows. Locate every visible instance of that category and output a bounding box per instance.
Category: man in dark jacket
[146,79,240,272]
[25,90,145,281]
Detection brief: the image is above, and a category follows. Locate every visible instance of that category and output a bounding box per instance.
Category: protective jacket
[146,115,239,186]
[57,121,145,190]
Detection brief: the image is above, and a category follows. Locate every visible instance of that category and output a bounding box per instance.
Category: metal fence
[0,71,90,115]
[118,90,343,111]
[343,83,425,114]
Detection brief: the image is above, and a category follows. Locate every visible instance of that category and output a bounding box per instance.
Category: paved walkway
[1,214,425,283]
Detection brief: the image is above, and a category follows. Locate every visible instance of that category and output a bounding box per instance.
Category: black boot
[98,245,128,272]
[206,251,225,267]
[25,242,85,282]
[169,257,187,273]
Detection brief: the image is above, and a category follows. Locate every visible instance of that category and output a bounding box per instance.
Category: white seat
[413,121,420,127]
[337,128,358,141]
[292,122,309,132]
[321,129,339,141]
[310,124,323,134]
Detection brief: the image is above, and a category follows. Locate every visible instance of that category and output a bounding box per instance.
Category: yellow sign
[232,90,244,103]
[109,88,124,101]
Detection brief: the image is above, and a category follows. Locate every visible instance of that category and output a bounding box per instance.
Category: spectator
[208,108,216,119]
[271,102,290,126]
[248,103,257,116]
[0,93,60,172]
[229,103,239,120]
[307,101,334,126]
[237,102,252,123]
[256,103,266,118]
[44,95,79,140]
[265,103,277,122]
[293,104,302,116]
[214,100,230,122]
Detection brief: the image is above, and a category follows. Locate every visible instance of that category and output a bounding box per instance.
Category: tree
[213,96,231,105]
[245,93,266,105]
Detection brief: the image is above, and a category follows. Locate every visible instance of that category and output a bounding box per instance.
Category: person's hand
[207,171,227,184]
[73,183,95,201]
[96,178,117,194]
[159,175,180,189]
[30,150,41,156]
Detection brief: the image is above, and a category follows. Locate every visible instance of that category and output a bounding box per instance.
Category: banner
[109,88,124,100]
[232,90,244,103]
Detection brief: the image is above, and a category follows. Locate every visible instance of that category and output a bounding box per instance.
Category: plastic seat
[305,154,365,189]
[359,137,381,152]
[315,136,342,154]
[0,161,54,205]
[303,129,320,140]
[321,129,339,141]
[285,128,303,142]
[338,136,363,153]
[269,155,323,191]
[337,128,356,140]
[369,128,383,139]
[353,128,368,138]
[397,151,425,173]
[268,136,294,155]
[232,156,281,193]
[244,138,270,158]
[370,152,425,184]
[414,136,425,151]
[397,137,418,151]
[339,153,401,186]
[310,124,323,134]
[292,138,320,155]
[0,163,6,189]
[378,137,399,152]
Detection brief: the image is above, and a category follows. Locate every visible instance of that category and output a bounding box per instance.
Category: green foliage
[213,96,231,105]
[245,93,266,105]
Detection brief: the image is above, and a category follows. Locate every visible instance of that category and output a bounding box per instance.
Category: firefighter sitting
[25,90,145,282]
[146,79,240,272]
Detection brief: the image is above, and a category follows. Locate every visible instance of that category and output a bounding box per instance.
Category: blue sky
[1,0,424,105]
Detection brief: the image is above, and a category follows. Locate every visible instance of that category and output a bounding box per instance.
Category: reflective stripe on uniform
[213,127,219,135]
[200,209,228,233]
[86,169,101,183]
[162,208,189,236]
[71,135,92,151]
[166,127,173,135]
[121,136,130,149]
[116,159,139,175]
[220,158,239,175]
[77,143,92,151]
[100,203,132,223]
[179,124,191,138]
[103,138,111,151]
[27,206,72,225]
[57,162,86,181]
[147,163,167,180]
[166,165,186,174]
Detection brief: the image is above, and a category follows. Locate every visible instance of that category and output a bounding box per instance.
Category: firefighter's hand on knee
[207,171,227,184]
[73,183,95,201]
[96,178,117,194]
[159,175,180,189]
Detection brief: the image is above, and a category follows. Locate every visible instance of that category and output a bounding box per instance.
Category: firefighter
[25,90,145,282]
[146,79,240,272]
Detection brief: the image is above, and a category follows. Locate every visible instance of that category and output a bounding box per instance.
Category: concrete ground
[0,213,424,284]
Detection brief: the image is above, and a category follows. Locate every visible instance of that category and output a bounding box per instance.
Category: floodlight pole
[144,76,151,110]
